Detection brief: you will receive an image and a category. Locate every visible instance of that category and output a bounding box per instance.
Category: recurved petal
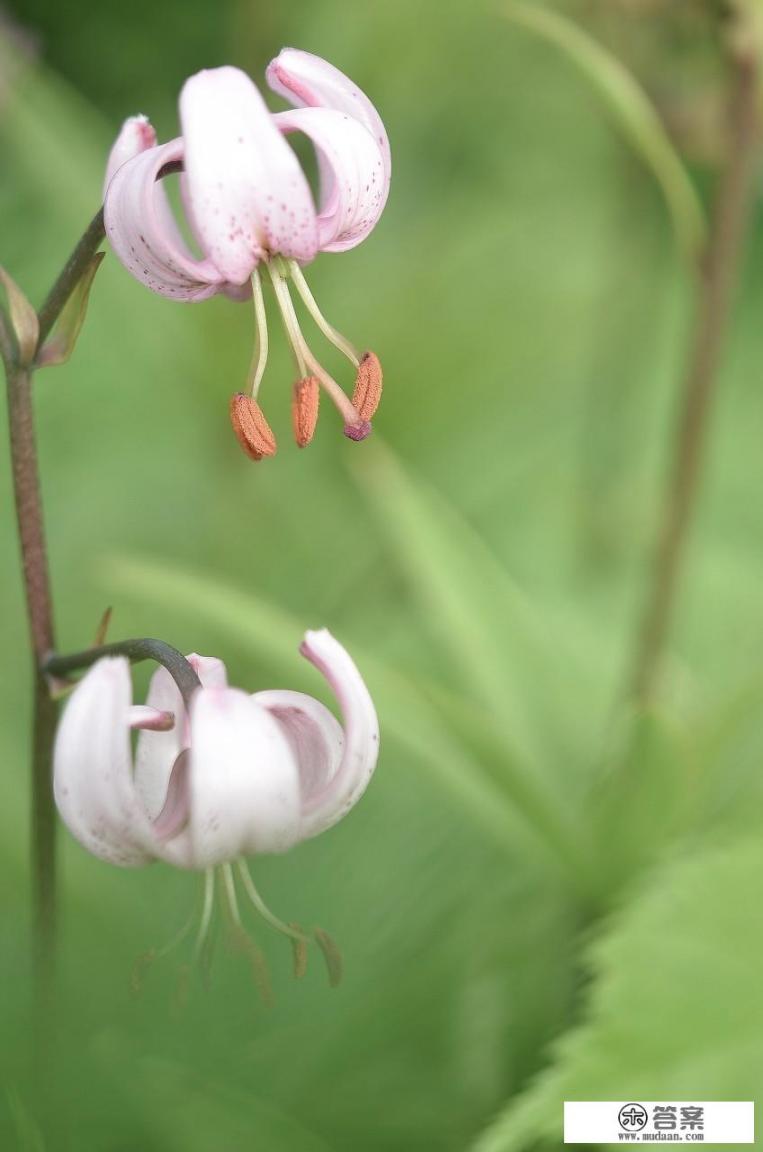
[185,688,301,866]
[104,137,225,300]
[104,115,157,195]
[134,653,228,822]
[266,48,390,177]
[180,66,318,279]
[252,689,344,804]
[275,107,387,251]
[295,630,379,839]
[53,658,155,866]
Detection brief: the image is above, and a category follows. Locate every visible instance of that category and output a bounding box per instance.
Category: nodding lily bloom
[103,50,389,455]
[53,630,379,979]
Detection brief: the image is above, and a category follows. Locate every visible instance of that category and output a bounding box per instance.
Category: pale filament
[266,263,307,379]
[288,262,360,368]
[247,268,270,399]
[237,859,308,942]
[267,263,361,427]
[193,867,216,960]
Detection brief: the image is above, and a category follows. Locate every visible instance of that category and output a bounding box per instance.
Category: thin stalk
[288,262,360,366]
[248,270,269,398]
[630,48,760,702]
[45,638,202,708]
[3,359,57,1001]
[1,207,106,1022]
[236,860,308,941]
[268,266,361,426]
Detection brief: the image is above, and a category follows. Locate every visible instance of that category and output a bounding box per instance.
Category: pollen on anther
[351,351,383,421]
[292,376,320,448]
[229,393,277,461]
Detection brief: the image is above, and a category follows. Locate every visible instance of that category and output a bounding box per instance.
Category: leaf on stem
[35,251,105,368]
[0,265,39,366]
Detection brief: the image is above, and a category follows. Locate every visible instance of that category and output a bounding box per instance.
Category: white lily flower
[53,629,379,870]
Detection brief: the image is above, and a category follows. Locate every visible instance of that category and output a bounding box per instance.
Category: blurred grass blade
[103,555,540,857]
[503,0,705,262]
[347,441,587,877]
[348,440,541,762]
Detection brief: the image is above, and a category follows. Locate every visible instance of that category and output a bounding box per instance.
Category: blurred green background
[2,1,763,1149]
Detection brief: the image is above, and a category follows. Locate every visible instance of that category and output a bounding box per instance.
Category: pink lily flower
[53,630,378,971]
[103,50,390,455]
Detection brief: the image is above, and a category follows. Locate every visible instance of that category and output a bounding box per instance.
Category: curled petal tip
[292,375,320,448]
[294,629,379,839]
[229,393,277,461]
[343,419,372,442]
[351,351,383,421]
[104,115,158,193]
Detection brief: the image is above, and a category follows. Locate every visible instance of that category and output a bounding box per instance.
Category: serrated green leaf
[471,837,763,1151]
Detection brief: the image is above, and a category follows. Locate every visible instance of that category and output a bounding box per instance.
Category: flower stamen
[292,376,320,448]
[193,867,216,962]
[229,392,277,460]
[267,263,371,441]
[236,860,342,987]
[287,261,360,368]
[247,268,269,399]
[219,862,272,1003]
[128,705,175,732]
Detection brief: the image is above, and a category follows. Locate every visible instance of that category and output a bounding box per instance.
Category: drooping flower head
[54,629,379,984]
[103,51,389,456]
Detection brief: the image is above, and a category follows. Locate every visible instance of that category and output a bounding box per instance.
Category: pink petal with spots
[276,107,387,251]
[104,137,226,301]
[179,66,318,279]
[266,48,390,180]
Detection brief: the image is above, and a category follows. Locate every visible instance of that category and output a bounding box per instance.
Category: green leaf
[470,836,763,1151]
[36,251,105,368]
[0,266,39,366]
[503,1,706,263]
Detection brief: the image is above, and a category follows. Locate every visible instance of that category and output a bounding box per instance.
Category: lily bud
[292,376,320,448]
[351,351,383,421]
[229,393,277,460]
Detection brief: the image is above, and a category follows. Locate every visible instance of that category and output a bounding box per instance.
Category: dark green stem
[45,639,202,708]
